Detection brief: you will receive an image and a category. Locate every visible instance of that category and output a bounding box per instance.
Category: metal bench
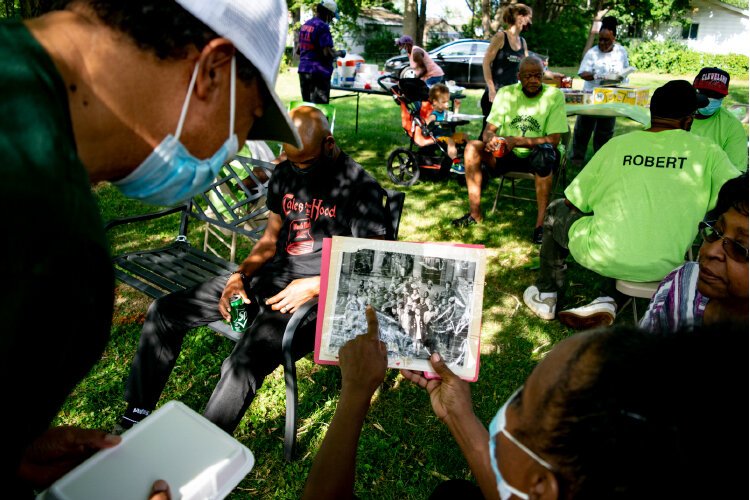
[105,155,405,460]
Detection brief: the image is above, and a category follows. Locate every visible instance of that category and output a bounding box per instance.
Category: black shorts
[299,72,331,104]
[489,143,559,178]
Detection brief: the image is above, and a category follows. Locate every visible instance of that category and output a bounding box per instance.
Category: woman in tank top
[479,3,531,133]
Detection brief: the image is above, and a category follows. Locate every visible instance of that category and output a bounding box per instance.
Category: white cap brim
[175,0,301,148]
[248,76,301,147]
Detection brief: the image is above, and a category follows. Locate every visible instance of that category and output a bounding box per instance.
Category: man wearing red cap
[692,67,748,172]
[522,80,739,329]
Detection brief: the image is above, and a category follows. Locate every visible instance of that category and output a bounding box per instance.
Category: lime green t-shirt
[691,107,748,172]
[565,129,740,282]
[486,83,568,158]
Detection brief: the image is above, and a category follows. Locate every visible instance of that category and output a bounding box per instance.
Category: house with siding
[657,0,749,56]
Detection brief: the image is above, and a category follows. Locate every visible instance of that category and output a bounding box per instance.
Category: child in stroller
[380,76,469,186]
[425,83,466,175]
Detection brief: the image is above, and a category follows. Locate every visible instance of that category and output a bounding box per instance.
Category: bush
[362,25,399,62]
[425,32,448,51]
[627,39,749,78]
[522,10,590,67]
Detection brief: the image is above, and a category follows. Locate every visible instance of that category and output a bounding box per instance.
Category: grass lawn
[56,68,748,499]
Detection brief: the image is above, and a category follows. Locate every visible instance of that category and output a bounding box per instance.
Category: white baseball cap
[175,0,301,147]
[320,0,338,17]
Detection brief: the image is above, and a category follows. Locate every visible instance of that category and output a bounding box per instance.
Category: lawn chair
[282,187,405,461]
[490,128,571,212]
[105,157,405,461]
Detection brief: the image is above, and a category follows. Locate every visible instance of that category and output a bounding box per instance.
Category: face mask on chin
[696,97,723,117]
[113,57,240,206]
[489,387,555,500]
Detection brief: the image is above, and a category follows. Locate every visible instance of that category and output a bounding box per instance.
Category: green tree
[2,0,62,19]
[467,0,692,67]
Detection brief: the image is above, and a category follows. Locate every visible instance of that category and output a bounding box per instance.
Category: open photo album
[314,236,487,381]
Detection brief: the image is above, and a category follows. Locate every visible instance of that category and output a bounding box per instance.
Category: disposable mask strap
[229,56,236,141]
[175,62,201,140]
[501,428,554,470]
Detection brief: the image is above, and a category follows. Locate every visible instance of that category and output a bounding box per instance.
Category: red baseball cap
[693,67,730,97]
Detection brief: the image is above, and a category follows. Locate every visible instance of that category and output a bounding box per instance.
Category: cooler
[336,54,365,87]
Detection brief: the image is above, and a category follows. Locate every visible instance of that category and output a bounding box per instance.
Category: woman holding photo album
[303,312,742,499]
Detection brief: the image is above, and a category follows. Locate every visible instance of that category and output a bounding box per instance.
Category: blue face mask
[488,387,554,500]
[114,58,239,206]
[697,97,723,117]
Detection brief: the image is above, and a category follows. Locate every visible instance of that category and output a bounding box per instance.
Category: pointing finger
[365,305,379,340]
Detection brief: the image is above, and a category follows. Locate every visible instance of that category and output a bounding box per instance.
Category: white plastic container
[38,401,255,500]
[336,53,365,87]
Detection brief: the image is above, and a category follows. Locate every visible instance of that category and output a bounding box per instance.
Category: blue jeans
[425,75,444,87]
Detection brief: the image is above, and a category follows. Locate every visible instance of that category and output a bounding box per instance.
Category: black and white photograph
[315,237,486,380]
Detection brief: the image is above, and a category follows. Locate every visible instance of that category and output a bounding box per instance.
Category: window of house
[682,23,699,39]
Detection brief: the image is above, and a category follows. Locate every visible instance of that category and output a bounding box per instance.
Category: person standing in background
[395,35,444,87]
[479,3,531,135]
[691,67,749,172]
[297,0,344,103]
[570,16,630,167]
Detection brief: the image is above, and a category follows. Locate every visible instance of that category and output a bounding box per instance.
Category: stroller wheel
[387,148,420,186]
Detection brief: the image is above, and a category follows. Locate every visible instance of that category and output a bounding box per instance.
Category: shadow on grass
[67,77,667,499]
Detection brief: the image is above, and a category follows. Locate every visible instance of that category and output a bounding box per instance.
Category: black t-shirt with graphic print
[262,151,388,288]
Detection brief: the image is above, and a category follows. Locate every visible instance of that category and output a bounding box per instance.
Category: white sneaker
[523,286,557,320]
[558,296,617,330]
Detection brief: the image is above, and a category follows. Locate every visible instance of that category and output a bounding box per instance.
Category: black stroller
[378,75,469,186]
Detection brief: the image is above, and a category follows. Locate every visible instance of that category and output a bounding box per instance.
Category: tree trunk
[481,0,491,38]
[417,0,427,46]
[290,6,301,64]
[403,0,418,41]
[464,0,477,35]
[582,6,609,57]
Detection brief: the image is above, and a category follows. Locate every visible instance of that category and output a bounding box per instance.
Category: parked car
[384,39,490,88]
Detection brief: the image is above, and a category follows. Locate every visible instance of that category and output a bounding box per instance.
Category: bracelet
[231,270,248,281]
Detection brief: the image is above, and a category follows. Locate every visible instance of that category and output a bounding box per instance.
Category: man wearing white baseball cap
[0,0,297,495]
[297,0,346,103]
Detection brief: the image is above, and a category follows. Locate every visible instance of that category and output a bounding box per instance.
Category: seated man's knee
[543,198,569,226]
[530,143,558,178]
[465,141,494,175]
[464,140,485,164]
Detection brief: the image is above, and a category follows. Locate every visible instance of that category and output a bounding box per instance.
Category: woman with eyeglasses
[640,174,748,332]
[303,306,744,499]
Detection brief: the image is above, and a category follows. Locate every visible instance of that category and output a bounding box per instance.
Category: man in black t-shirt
[119,106,388,433]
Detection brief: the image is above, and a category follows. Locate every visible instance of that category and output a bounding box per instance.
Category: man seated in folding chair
[522,80,739,330]
[117,106,389,434]
[451,56,568,244]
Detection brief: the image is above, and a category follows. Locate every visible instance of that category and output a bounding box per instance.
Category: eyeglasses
[699,220,749,262]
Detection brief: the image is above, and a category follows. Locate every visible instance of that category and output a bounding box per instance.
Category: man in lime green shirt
[452,56,568,244]
[691,67,748,172]
[523,80,740,328]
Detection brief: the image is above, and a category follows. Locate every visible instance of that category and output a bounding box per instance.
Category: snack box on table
[561,89,590,105]
[592,86,650,106]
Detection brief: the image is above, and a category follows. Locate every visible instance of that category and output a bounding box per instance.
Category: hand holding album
[400,352,474,423]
